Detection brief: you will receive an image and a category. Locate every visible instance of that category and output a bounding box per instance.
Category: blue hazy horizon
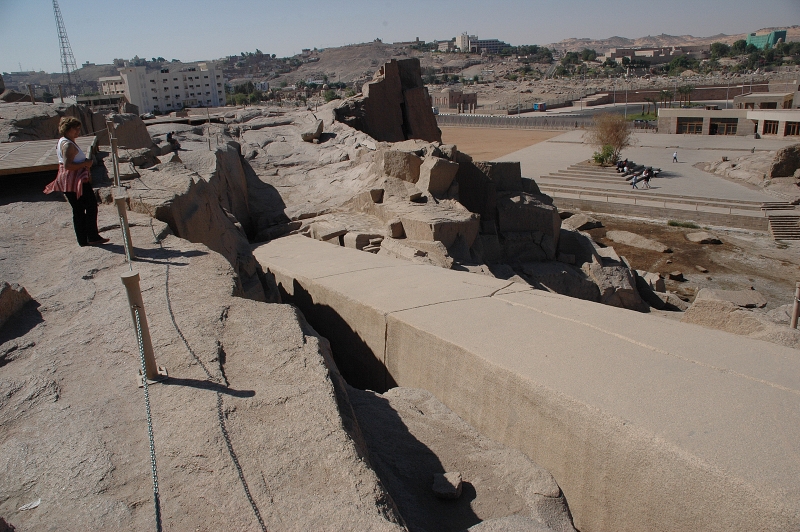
[1,0,798,74]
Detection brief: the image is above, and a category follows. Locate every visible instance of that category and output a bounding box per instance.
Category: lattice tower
[52,0,81,93]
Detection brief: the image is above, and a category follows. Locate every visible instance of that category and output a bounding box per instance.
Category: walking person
[672,151,678,163]
[631,174,639,189]
[43,117,109,247]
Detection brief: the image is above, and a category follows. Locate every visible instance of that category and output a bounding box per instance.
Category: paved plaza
[496,129,797,204]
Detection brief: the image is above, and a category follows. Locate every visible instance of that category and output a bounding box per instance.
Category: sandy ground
[580,213,800,310]
[440,127,563,161]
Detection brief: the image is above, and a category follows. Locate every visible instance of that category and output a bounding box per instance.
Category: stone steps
[768,215,800,240]
[538,182,766,212]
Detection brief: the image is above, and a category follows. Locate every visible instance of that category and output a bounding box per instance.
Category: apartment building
[100,62,226,114]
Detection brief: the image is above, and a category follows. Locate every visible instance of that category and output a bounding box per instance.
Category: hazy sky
[1,0,798,74]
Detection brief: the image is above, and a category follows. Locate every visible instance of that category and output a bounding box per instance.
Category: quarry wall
[254,235,800,532]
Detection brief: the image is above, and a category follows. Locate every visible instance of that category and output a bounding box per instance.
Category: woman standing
[44,117,109,246]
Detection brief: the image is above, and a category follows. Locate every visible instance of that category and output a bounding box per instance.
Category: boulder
[685,231,722,244]
[557,229,602,266]
[432,472,463,500]
[107,113,153,149]
[472,233,503,263]
[300,119,324,142]
[334,58,441,143]
[668,271,685,281]
[768,144,800,178]
[682,298,800,349]
[417,156,459,197]
[387,218,405,238]
[0,282,32,328]
[582,263,649,312]
[695,288,768,308]
[496,192,561,245]
[636,271,666,292]
[635,274,666,310]
[605,230,671,253]
[562,213,602,231]
[379,149,423,183]
[521,262,601,302]
[378,238,452,268]
[310,220,347,242]
[473,161,523,192]
[343,232,383,250]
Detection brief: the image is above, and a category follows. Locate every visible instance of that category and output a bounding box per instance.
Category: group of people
[631,167,654,189]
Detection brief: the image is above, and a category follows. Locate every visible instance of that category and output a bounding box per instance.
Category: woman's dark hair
[58,116,82,137]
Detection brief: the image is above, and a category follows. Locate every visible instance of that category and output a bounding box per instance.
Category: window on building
[204,75,208,78]
[174,86,179,89]
[205,84,209,87]
[760,102,778,109]
[153,97,158,100]
[785,122,800,136]
[677,117,703,134]
[710,118,737,135]
[763,120,779,135]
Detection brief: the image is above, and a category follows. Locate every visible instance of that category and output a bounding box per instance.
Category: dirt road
[440,127,563,160]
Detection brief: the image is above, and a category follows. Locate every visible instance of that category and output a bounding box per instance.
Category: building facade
[601,46,710,65]
[746,31,787,50]
[658,107,800,138]
[100,62,226,114]
[430,87,478,110]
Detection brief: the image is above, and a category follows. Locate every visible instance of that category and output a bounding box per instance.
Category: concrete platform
[254,235,800,532]
[0,136,97,176]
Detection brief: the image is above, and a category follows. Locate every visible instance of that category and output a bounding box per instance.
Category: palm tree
[659,90,673,109]
[644,97,656,115]
[683,85,695,107]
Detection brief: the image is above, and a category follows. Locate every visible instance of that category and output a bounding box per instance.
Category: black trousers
[64,182,100,246]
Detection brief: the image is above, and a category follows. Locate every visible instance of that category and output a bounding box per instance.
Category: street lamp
[624,82,628,118]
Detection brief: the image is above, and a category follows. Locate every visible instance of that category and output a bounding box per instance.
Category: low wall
[253,235,800,532]
[437,114,593,130]
[547,195,770,231]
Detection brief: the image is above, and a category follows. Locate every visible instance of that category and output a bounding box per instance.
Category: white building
[100,62,226,114]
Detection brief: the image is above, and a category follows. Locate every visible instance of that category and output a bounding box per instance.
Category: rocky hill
[546,25,800,53]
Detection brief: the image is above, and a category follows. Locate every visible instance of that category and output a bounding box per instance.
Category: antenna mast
[52,0,81,94]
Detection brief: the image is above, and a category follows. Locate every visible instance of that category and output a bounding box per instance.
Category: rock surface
[682,298,800,349]
[334,58,441,143]
[300,119,324,142]
[347,386,575,532]
[432,472,463,500]
[605,230,671,253]
[695,287,768,308]
[0,199,405,531]
[0,282,31,329]
[685,231,722,245]
[561,213,601,232]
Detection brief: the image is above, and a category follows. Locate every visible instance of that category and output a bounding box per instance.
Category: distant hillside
[546,25,800,53]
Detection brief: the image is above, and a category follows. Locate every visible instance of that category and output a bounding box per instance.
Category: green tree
[731,40,747,55]
[710,42,730,58]
[324,89,340,102]
[745,43,758,54]
[580,48,597,61]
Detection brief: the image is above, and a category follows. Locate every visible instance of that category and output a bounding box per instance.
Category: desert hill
[546,25,800,53]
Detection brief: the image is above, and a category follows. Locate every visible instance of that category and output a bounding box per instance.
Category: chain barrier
[133,306,163,532]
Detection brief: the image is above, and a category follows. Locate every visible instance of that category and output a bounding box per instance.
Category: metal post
[121,272,167,385]
[27,84,36,104]
[791,282,800,329]
[625,85,628,118]
[206,108,211,151]
[114,187,135,262]
[58,84,64,103]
